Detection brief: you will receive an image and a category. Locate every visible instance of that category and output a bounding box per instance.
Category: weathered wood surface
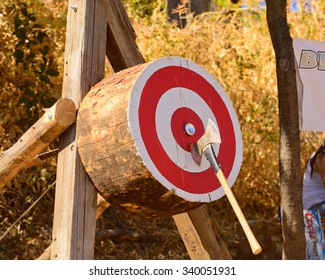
[104,0,145,71]
[77,64,202,217]
[174,205,232,259]
[51,0,107,260]
[0,98,76,189]
[37,196,110,260]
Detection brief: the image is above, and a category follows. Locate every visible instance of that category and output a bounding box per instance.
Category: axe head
[190,119,221,165]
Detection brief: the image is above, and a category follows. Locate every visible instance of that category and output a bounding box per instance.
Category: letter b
[299,50,318,69]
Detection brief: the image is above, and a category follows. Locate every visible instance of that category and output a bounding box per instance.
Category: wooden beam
[173,205,232,260]
[0,98,76,188]
[104,0,145,71]
[50,0,107,259]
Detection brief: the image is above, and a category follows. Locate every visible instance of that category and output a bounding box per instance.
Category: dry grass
[1,0,325,260]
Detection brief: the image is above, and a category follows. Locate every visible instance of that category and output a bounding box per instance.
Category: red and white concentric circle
[128,57,242,202]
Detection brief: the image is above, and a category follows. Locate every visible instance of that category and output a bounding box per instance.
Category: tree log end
[53,98,76,127]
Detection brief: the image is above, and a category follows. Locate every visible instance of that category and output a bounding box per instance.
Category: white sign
[293,38,325,131]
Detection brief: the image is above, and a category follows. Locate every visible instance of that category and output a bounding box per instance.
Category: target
[128,57,242,202]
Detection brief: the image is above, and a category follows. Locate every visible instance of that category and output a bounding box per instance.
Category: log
[77,63,202,218]
[0,98,76,188]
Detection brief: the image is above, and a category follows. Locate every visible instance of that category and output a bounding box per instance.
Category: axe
[190,119,262,255]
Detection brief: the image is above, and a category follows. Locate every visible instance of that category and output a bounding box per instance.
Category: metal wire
[0,181,55,242]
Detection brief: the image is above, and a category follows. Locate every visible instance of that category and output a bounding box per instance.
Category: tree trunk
[265,0,306,259]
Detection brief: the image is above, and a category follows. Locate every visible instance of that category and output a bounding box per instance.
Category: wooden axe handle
[216,169,262,255]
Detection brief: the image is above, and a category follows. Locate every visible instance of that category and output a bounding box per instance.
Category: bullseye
[170,107,204,152]
[155,87,215,174]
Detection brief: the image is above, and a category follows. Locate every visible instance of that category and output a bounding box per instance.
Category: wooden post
[174,205,232,260]
[51,0,107,259]
[104,0,145,71]
[37,196,110,260]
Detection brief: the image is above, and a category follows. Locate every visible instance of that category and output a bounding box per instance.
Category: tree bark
[265,0,306,259]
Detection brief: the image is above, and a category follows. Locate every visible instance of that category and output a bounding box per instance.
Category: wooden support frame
[0,0,231,260]
[49,0,231,260]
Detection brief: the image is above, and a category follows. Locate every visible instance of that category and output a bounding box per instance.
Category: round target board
[128,57,242,203]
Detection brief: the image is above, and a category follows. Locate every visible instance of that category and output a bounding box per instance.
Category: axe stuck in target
[190,119,262,255]
[77,56,262,255]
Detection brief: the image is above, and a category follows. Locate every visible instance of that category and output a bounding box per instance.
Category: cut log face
[77,57,242,218]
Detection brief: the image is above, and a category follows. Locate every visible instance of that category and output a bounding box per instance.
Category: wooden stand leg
[173,205,232,260]
[50,0,231,260]
[37,196,110,260]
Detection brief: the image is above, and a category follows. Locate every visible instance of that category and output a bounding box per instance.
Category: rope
[0,181,56,242]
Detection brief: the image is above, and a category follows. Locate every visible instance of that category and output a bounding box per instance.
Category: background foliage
[0,0,324,259]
